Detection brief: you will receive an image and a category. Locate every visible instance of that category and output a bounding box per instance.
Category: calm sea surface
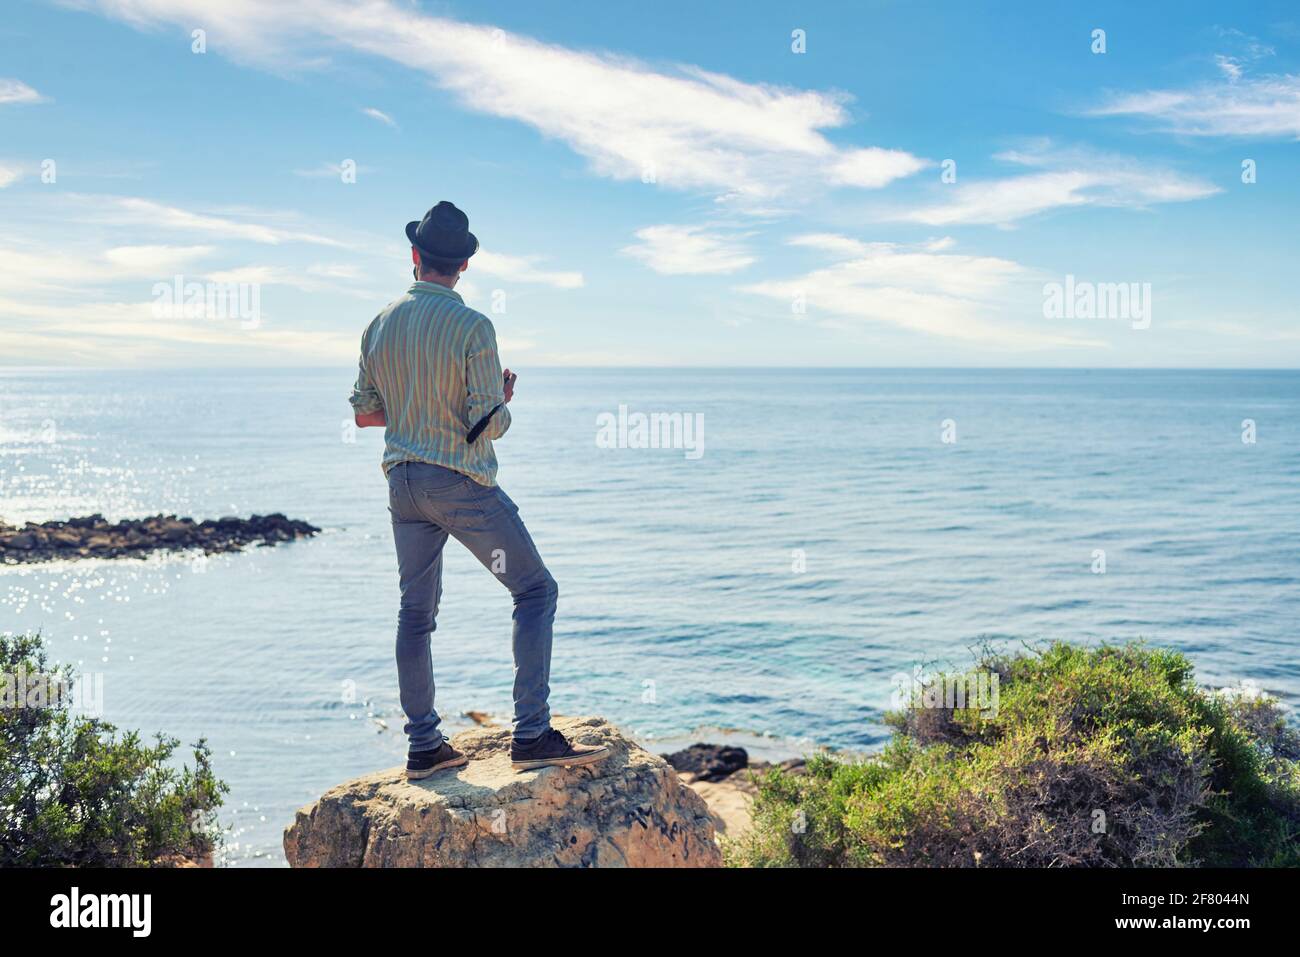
[2,368,1298,865]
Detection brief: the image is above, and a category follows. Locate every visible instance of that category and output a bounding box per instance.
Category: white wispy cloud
[622,224,755,275]
[0,164,22,188]
[472,250,583,289]
[291,160,372,179]
[1214,55,1244,83]
[741,235,1104,349]
[203,264,383,299]
[892,144,1219,226]
[0,213,578,364]
[0,231,381,365]
[0,242,214,295]
[1089,73,1300,138]
[786,235,1025,299]
[0,299,358,365]
[102,244,215,273]
[84,195,350,246]
[1088,30,1298,138]
[76,0,925,202]
[0,241,371,365]
[827,148,928,188]
[0,78,43,104]
[788,233,873,258]
[361,106,397,127]
[306,262,366,281]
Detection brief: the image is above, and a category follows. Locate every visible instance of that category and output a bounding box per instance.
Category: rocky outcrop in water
[283,716,721,868]
[0,513,320,564]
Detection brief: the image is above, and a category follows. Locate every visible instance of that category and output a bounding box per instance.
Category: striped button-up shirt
[350,281,511,486]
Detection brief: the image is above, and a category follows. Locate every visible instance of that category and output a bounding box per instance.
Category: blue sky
[1,0,1297,367]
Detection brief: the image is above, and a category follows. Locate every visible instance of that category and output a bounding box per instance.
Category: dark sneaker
[511,728,610,770]
[405,740,468,780]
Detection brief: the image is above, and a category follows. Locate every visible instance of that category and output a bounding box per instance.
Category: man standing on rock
[350,201,607,779]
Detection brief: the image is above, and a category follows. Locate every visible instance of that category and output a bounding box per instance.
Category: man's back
[351,280,510,485]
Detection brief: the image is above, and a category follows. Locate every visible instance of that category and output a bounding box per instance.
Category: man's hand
[355,409,387,428]
[503,369,517,404]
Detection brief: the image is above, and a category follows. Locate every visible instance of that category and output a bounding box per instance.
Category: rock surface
[282,717,722,868]
[0,513,319,564]
[685,775,759,839]
[283,716,722,868]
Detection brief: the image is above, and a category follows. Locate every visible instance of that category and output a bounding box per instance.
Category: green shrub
[0,632,228,867]
[730,641,1300,867]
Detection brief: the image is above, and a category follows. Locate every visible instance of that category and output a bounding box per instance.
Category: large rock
[283,716,722,868]
[662,743,749,782]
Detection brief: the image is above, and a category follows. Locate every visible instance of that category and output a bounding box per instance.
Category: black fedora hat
[406,201,479,262]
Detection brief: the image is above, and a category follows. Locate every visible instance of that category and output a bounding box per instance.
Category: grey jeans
[387,460,556,750]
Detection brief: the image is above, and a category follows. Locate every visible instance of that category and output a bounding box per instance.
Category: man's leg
[389,467,451,752]
[434,482,557,740]
[403,465,604,770]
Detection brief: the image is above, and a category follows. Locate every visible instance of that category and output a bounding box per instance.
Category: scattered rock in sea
[0,513,320,564]
[283,716,721,868]
[661,743,750,782]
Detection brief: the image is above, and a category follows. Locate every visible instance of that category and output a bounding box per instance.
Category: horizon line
[4,365,1300,374]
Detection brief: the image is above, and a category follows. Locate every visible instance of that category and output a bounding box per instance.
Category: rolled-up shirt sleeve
[349,325,384,415]
[466,317,511,441]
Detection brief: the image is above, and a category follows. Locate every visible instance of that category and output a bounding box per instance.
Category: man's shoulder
[447,300,496,337]
[463,304,494,328]
[362,294,408,335]
[370,290,493,338]
[377,291,419,318]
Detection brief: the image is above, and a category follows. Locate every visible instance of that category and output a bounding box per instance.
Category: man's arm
[466,318,511,441]
[349,339,386,428]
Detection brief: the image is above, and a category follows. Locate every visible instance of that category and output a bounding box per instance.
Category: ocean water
[2,367,1298,866]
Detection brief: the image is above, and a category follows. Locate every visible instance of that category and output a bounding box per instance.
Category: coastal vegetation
[730,641,1300,867]
[0,632,227,867]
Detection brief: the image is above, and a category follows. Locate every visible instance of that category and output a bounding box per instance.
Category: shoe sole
[405,754,468,780]
[511,747,610,771]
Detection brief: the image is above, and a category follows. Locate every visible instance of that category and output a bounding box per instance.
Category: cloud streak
[623,225,755,275]
[891,144,1219,226]
[472,250,584,289]
[1089,73,1300,138]
[0,299,358,365]
[77,0,925,201]
[84,195,351,246]
[0,242,214,296]
[741,235,1104,349]
[0,78,43,104]
[361,106,396,127]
